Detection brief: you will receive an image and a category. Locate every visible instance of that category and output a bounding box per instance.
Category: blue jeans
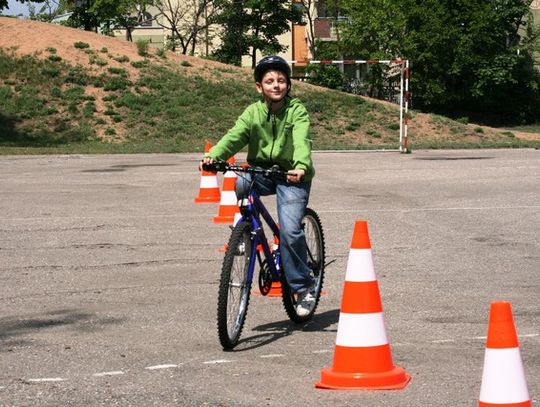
[235,173,315,293]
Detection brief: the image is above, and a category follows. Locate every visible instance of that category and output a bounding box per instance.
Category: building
[113,1,321,66]
[115,1,540,67]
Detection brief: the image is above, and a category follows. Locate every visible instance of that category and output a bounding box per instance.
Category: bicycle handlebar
[202,162,288,181]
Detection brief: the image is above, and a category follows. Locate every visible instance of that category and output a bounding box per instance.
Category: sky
[3,0,33,16]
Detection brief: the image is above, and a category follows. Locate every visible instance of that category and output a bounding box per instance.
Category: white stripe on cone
[479,347,530,404]
[345,248,376,282]
[200,176,219,188]
[219,191,237,205]
[335,312,389,347]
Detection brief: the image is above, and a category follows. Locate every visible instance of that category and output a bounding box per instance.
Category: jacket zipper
[269,112,276,163]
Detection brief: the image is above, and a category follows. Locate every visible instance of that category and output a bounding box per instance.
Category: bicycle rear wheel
[282,208,326,323]
[217,221,253,349]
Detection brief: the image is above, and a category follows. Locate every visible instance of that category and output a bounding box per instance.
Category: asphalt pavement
[0,149,538,406]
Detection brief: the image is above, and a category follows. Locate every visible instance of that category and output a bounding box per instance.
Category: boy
[200,55,316,317]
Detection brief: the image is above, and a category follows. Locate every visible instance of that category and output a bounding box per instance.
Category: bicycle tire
[282,208,326,323]
[217,221,253,349]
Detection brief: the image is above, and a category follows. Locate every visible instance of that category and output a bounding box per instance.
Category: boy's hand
[287,169,305,183]
[199,156,214,171]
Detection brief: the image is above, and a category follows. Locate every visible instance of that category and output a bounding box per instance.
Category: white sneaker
[296,290,316,317]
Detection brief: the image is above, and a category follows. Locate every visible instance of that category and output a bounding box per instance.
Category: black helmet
[254,55,291,86]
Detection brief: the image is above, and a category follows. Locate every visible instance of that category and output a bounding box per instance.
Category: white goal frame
[290,59,410,153]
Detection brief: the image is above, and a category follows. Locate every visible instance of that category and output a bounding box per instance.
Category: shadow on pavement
[0,309,124,350]
[230,308,339,352]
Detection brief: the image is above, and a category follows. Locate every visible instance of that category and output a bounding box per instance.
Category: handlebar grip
[202,161,228,172]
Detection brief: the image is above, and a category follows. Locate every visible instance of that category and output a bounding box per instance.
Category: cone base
[195,196,220,203]
[213,215,236,224]
[253,282,282,297]
[479,402,531,407]
[316,365,410,390]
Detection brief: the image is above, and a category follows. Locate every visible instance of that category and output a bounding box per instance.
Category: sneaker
[296,289,316,317]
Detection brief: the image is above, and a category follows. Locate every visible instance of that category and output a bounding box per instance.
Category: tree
[90,0,155,40]
[213,0,303,68]
[153,0,217,54]
[212,0,249,65]
[28,0,67,22]
[402,0,539,123]
[246,0,303,68]
[57,0,153,36]
[340,0,406,60]
[339,0,540,124]
[1,0,46,12]
[62,0,99,31]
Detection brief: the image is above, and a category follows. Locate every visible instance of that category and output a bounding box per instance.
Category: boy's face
[256,70,289,103]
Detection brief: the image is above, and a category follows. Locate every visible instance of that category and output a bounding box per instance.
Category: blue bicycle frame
[237,190,282,287]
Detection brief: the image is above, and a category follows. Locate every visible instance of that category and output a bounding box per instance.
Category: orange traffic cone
[478,301,531,407]
[213,156,240,223]
[218,212,243,253]
[316,221,410,390]
[194,141,220,203]
[265,234,283,296]
[253,234,283,297]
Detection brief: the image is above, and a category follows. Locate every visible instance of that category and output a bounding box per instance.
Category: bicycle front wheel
[217,221,253,350]
[282,208,326,323]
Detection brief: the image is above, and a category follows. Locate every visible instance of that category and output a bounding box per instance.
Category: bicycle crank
[258,259,273,296]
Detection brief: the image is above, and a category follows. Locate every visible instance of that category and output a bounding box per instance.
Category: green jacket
[208,97,315,181]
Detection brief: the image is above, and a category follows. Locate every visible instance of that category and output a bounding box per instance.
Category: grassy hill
[1,17,539,155]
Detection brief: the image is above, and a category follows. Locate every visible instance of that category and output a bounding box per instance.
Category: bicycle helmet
[254,55,291,87]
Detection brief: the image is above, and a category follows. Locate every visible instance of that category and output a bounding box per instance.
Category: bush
[74,41,90,49]
[107,67,128,76]
[131,60,149,69]
[113,55,130,63]
[47,54,62,62]
[156,48,166,58]
[306,64,345,91]
[135,39,150,57]
[0,86,12,99]
[83,101,96,117]
[50,87,62,98]
[65,67,88,86]
[104,76,130,91]
[62,86,85,102]
[42,66,60,77]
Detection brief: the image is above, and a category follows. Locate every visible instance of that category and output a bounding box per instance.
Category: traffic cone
[316,221,410,390]
[194,141,220,203]
[478,301,531,407]
[213,156,240,223]
[253,234,283,297]
[218,212,243,253]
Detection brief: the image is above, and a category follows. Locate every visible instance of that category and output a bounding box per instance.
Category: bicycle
[203,162,326,350]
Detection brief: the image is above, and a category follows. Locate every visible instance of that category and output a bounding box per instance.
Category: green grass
[505,124,540,134]
[0,47,539,154]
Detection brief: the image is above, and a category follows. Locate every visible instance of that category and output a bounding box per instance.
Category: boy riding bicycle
[200,55,316,317]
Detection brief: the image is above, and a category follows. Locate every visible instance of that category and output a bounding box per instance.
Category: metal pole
[399,61,405,152]
[403,60,410,153]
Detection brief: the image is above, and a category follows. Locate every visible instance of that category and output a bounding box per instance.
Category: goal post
[289,59,411,153]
